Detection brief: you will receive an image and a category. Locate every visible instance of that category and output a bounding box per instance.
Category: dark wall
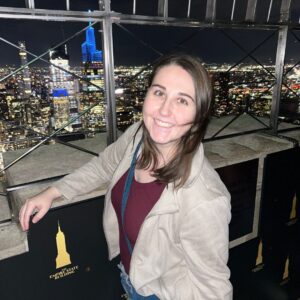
[0,197,123,300]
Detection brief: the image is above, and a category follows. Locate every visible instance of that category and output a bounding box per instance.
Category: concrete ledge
[0,194,10,222]
[0,222,28,261]
[9,181,106,221]
[3,132,108,187]
[204,132,293,169]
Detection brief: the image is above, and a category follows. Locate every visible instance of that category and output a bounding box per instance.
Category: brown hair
[137,53,213,188]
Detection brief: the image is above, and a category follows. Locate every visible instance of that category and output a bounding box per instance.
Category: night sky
[0,0,299,67]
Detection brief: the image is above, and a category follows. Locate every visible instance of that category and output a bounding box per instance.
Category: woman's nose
[159,98,172,116]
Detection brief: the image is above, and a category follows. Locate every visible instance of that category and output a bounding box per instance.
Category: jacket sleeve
[175,196,232,300]
[53,123,139,200]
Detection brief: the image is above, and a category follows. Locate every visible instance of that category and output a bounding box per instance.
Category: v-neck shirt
[111,169,166,273]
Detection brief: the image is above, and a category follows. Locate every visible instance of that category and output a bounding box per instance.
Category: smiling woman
[139,54,213,187]
[19,53,232,300]
[143,65,196,148]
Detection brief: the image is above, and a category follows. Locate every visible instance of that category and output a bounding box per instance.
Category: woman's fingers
[18,187,59,231]
[21,200,37,231]
[19,200,29,231]
[32,207,47,224]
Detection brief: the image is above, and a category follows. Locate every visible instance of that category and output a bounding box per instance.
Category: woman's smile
[143,64,196,154]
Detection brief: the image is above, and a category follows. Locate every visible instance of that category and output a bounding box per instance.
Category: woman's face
[143,64,197,153]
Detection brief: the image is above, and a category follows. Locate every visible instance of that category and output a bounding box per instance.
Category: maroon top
[111,169,166,273]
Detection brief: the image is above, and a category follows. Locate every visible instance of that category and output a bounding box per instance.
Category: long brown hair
[137,53,213,188]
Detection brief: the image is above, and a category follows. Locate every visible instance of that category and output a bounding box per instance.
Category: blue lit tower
[80,20,105,132]
[81,22,102,63]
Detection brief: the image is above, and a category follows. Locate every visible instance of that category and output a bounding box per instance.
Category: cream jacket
[54,122,233,300]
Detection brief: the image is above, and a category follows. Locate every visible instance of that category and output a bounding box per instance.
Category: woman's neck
[135,145,176,183]
[155,143,177,167]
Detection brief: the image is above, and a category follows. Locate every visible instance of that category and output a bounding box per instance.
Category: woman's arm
[53,122,141,199]
[19,122,141,231]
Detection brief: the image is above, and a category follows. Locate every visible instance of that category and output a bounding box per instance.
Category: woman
[19,53,232,299]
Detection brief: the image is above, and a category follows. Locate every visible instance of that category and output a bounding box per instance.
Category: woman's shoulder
[200,157,230,199]
[119,121,142,140]
[177,155,230,210]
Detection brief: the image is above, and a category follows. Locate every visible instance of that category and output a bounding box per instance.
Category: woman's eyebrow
[179,92,195,102]
[150,84,166,90]
[150,84,195,102]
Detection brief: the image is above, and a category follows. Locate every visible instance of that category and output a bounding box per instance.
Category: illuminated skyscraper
[81,22,103,92]
[80,22,105,132]
[81,22,102,63]
[49,45,81,131]
[18,41,31,99]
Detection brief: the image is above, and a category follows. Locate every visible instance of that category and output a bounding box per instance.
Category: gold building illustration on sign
[55,221,72,269]
[252,239,264,272]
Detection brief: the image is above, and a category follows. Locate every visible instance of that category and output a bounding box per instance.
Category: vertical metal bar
[133,0,137,15]
[158,0,168,18]
[25,0,35,9]
[187,0,191,18]
[99,0,105,11]
[66,0,70,11]
[270,26,288,134]
[205,0,217,22]
[231,0,237,21]
[267,0,274,22]
[101,0,117,144]
[280,0,291,23]
[245,0,257,22]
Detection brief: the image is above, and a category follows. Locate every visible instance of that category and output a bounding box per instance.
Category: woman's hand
[19,186,62,231]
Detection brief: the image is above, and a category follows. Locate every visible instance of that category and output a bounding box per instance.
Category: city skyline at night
[0,1,300,154]
[0,0,300,67]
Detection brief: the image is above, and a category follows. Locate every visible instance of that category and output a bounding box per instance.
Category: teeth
[155,119,173,128]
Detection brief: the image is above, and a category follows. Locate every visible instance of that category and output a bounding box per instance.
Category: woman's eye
[178,98,188,105]
[154,90,164,97]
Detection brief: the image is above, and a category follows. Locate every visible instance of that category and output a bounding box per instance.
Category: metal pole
[231,0,236,21]
[267,0,274,22]
[133,0,137,15]
[187,0,191,18]
[270,26,288,133]
[158,0,168,18]
[99,0,105,11]
[245,0,257,22]
[101,0,118,144]
[205,0,217,22]
[25,0,35,9]
[279,0,291,23]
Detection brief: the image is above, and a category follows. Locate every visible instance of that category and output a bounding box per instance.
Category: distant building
[80,22,105,133]
[49,45,81,131]
[81,22,103,92]
[81,23,102,63]
[18,41,31,99]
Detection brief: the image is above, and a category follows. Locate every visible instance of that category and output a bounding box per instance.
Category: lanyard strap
[121,141,142,255]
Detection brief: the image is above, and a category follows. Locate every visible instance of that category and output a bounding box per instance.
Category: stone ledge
[0,222,28,261]
[0,194,11,222]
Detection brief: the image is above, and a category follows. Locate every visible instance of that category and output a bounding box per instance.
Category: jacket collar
[111,124,204,216]
[182,143,205,188]
[148,143,205,216]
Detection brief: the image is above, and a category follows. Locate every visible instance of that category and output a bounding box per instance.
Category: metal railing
[0,0,299,193]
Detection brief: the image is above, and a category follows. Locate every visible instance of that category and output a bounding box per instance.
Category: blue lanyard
[121,141,160,300]
[121,141,142,255]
